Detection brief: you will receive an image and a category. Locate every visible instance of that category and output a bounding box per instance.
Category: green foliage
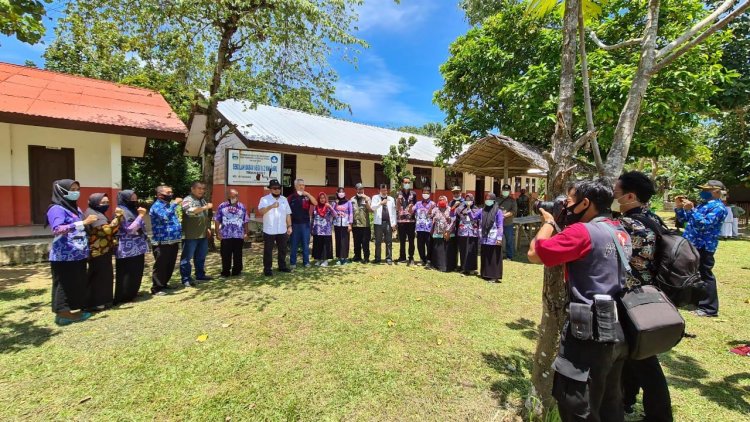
[711,5,750,111]
[122,140,202,199]
[0,0,50,45]
[437,0,735,166]
[382,136,417,188]
[396,122,444,137]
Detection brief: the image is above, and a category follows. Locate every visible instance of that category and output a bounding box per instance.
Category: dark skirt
[447,236,458,270]
[480,244,503,280]
[87,252,114,308]
[115,254,145,305]
[312,234,334,260]
[457,236,479,272]
[50,260,88,313]
[431,237,457,272]
[334,226,350,259]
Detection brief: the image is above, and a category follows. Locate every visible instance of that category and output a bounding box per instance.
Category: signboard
[226,149,282,186]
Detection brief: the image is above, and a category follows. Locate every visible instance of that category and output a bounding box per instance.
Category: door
[475,177,485,199]
[29,146,75,224]
[282,154,296,197]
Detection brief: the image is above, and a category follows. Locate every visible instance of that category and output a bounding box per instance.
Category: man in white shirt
[370,183,398,264]
[257,179,293,276]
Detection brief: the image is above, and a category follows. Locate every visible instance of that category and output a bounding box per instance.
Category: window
[413,166,432,190]
[344,160,361,187]
[326,158,339,187]
[282,154,297,196]
[515,177,522,191]
[445,171,464,191]
[532,178,536,193]
[374,163,388,187]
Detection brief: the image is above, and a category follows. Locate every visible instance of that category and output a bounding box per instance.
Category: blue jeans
[180,238,208,282]
[503,225,515,259]
[290,223,311,266]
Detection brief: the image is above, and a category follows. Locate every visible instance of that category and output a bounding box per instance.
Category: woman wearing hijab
[312,192,335,267]
[84,193,122,311]
[479,192,504,283]
[429,196,456,272]
[114,190,149,304]
[332,187,354,265]
[414,187,435,267]
[456,193,481,275]
[46,179,99,325]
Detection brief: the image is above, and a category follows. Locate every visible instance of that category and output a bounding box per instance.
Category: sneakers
[54,312,92,326]
[386,260,393,265]
[407,260,415,267]
[196,275,214,281]
[336,260,343,266]
[304,263,312,268]
[320,260,329,267]
[279,268,292,273]
[290,265,297,270]
[692,309,718,317]
[152,290,169,296]
[183,282,195,288]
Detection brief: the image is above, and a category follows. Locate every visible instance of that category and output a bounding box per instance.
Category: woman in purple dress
[456,193,481,275]
[46,179,99,325]
[414,187,435,267]
[479,193,504,283]
[114,190,149,304]
[430,196,456,272]
[332,187,353,265]
[312,192,335,267]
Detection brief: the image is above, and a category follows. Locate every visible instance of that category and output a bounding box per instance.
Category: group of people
[527,173,730,422]
[257,178,520,283]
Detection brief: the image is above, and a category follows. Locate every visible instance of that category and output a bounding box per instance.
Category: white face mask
[403,183,411,190]
[229,198,238,205]
[297,190,304,196]
[501,191,510,198]
[611,195,638,213]
[422,194,430,200]
[337,192,345,199]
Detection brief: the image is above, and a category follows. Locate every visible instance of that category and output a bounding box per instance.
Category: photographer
[528,179,632,422]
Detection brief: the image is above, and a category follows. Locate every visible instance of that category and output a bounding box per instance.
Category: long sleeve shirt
[116,214,148,259]
[47,205,89,261]
[332,201,354,227]
[676,199,727,253]
[149,199,182,244]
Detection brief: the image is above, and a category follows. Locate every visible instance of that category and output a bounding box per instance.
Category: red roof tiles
[0,62,187,140]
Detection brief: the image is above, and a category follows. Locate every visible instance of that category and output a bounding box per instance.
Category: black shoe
[279,268,292,273]
[264,271,273,277]
[162,284,177,290]
[220,273,231,278]
[363,259,370,264]
[372,259,382,264]
[352,258,362,263]
[407,260,415,267]
[397,259,407,264]
[152,290,168,296]
[196,275,213,281]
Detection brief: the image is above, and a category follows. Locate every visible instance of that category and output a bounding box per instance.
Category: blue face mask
[699,191,714,201]
[485,199,495,207]
[64,190,80,201]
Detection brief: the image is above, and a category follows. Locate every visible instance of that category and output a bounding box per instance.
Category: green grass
[0,238,748,421]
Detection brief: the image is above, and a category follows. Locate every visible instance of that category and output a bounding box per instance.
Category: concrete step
[0,240,49,266]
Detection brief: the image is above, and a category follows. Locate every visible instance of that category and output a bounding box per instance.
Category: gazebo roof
[450,134,549,179]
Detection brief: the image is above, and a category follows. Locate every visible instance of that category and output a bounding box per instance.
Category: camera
[534,195,568,227]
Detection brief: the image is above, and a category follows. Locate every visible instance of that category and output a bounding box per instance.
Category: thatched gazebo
[450,134,549,181]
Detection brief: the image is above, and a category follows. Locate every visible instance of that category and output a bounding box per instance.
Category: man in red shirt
[528,179,632,422]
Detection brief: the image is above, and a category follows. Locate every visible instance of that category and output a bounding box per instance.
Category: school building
[0,62,187,227]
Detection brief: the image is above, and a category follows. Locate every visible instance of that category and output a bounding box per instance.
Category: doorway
[475,177,485,198]
[29,146,75,224]
[282,153,297,197]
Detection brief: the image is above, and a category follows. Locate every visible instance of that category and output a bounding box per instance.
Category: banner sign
[226,149,282,186]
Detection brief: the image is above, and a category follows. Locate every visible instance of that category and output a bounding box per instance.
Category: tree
[382,136,417,189]
[0,0,51,45]
[396,122,444,137]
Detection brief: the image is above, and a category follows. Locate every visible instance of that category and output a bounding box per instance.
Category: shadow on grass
[0,288,58,354]
[660,350,750,414]
[0,265,47,291]
[505,318,539,341]
[483,347,533,407]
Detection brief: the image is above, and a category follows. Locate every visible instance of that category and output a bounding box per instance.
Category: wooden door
[475,177,485,198]
[28,146,75,224]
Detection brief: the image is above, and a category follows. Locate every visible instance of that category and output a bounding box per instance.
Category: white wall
[295,153,326,186]
[5,124,122,188]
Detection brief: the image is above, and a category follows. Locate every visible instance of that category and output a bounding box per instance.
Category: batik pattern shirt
[215,201,249,239]
[351,195,371,228]
[312,206,335,236]
[88,217,121,258]
[618,206,659,285]
[676,199,727,253]
[47,205,89,262]
[430,208,455,238]
[149,200,182,244]
[332,201,354,227]
[479,211,504,246]
[414,200,435,232]
[396,190,417,223]
[456,207,481,238]
[116,215,148,259]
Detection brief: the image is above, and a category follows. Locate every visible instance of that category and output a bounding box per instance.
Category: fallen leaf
[78,396,92,405]
[416,298,422,302]
[745,298,750,304]
[221,323,232,328]
[387,320,396,327]
[225,417,232,422]
[437,339,443,345]
[196,334,208,342]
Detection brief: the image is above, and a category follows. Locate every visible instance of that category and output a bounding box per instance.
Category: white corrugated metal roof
[216,99,441,162]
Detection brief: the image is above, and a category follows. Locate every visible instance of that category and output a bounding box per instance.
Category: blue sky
[0,1,468,129]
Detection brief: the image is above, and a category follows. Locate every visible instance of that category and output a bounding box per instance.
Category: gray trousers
[374,223,393,261]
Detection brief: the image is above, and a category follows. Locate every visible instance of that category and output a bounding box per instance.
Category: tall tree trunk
[603,0,661,179]
[578,2,604,175]
[530,0,579,415]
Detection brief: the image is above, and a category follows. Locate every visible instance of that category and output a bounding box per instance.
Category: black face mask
[161,194,173,202]
[126,200,138,209]
[271,192,281,198]
[93,204,110,213]
[564,199,589,226]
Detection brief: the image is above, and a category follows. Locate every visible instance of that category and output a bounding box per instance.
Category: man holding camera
[528,179,632,422]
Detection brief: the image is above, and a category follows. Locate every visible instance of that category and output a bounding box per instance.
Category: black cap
[697,180,725,190]
[501,184,512,190]
[268,179,281,188]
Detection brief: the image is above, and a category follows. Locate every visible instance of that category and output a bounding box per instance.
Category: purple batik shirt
[332,201,354,227]
[430,208,455,238]
[116,214,148,259]
[312,206,335,236]
[480,210,505,245]
[214,201,249,239]
[414,200,435,232]
[47,205,89,262]
[457,207,481,238]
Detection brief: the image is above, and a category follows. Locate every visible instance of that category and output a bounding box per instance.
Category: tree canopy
[0,0,51,45]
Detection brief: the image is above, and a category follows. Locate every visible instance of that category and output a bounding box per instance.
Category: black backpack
[630,214,705,307]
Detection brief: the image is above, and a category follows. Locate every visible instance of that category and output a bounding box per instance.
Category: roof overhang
[450,134,549,179]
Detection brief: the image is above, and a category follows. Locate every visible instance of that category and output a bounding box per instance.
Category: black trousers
[263,233,289,272]
[152,243,179,293]
[374,223,393,261]
[352,226,371,261]
[334,226,350,260]
[397,222,415,261]
[220,238,244,276]
[115,254,145,304]
[622,356,673,422]
[50,260,87,313]
[697,248,719,315]
[87,252,114,308]
[416,231,431,263]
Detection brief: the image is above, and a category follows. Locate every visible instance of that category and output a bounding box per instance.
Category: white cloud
[355,0,438,33]
[335,54,433,127]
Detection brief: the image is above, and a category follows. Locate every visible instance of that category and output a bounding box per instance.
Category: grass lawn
[0,237,748,420]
